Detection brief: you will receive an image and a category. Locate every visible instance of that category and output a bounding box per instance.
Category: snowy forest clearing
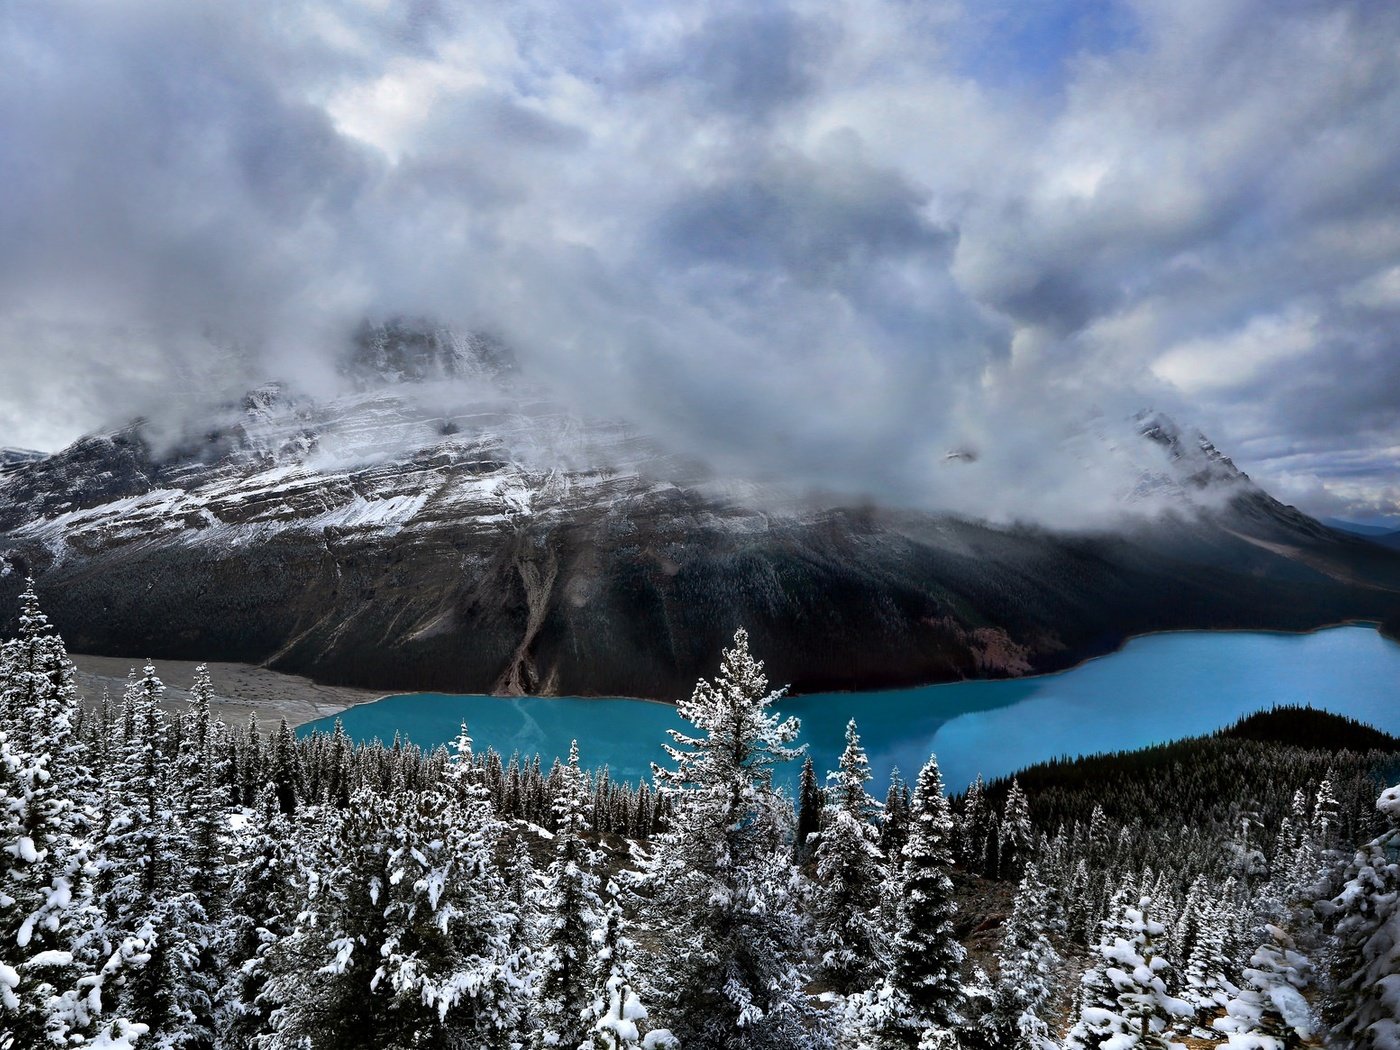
[302,624,1400,791]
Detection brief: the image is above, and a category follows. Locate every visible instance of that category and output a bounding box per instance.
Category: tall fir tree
[0,580,144,1046]
[812,720,887,994]
[640,628,815,1049]
[978,862,1060,1049]
[857,753,964,1049]
[1321,781,1400,1050]
[539,739,604,1049]
[1064,892,1188,1050]
[795,755,822,861]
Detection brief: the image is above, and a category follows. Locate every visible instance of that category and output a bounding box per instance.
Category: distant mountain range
[4,322,1400,700]
[1324,518,1400,551]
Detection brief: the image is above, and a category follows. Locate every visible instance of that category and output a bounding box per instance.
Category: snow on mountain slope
[3,324,1399,699]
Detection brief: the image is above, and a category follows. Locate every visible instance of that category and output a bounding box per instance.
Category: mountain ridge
[4,327,1400,700]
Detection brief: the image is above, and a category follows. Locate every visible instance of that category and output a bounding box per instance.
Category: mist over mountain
[4,323,1399,700]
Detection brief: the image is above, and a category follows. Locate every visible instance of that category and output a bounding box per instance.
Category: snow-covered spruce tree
[976,862,1060,1050]
[856,753,965,1049]
[640,627,815,1050]
[0,580,144,1046]
[1063,892,1189,1050]
[879,770,911,870]
[1177,895,1238,1037]
[268,718,302,815]
[998,779,1033,879]
[179,665,226,912]
[217,784,302,1048]
[92,661,218,1048]
[505,832,541,959]
[795,755,822,861]
[1320,780,1400,1050]
[812,720,888,994]
[958,775,990,873]
[265,728,522,1048]
[586,888,676,1050]
[1212,922,1315,1049]
[538,739,604,1049]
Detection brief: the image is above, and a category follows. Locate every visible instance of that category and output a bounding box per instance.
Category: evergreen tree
[879,770,911,871]
[998,779,1033,879]
[539,740,604,1049]
[1178,895,1237,1037]
[1064,893,1189,1050]
[795,755,822,860]
[0,580,142,1046]
[1213,923,1315,1048]
[959,775,990,872]
[812,720,887,994]
[858,753,964,1048]
[978,862,1060,1049]
[268,718,302,815]
[640,628,815,1049]
[1321,781,1400,1049]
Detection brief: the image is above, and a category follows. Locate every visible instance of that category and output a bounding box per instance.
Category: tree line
[3,579,1399,1048]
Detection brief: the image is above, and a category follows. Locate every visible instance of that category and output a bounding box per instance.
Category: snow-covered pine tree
[218,784,300,1048]
[812,720,888,994]
[977,861,1060,1049]
[237,712,262,808]
[998,779,1033,879]
[325,718,354,809]
[796,755,822,860]
[586,887,676,1050]
[505,833,541,955]
[1311,775,1339,855]
[857,753,965,1049]
[959,775,990,873]
[269,718,302,815]
[1320,780,1400,1050]
[640,627,815,1049]
[1178,894,1238,1038]
[538,739,604,1048]
[1170,875,1209,970]
[0,580,144,1046]
[1064,892,1189,1050]
[1213,923,1315,1048]
[880,769,911,871]
[179,665,225,910]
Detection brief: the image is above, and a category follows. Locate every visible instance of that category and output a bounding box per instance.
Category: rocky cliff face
[4,328,1400,699]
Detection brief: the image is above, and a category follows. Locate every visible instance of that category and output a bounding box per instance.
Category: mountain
[1,447,47,466]
[4,325,1400,700]
[1325,517,1400,551]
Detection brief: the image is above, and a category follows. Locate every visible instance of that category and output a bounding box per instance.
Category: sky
[1,0,1398,526]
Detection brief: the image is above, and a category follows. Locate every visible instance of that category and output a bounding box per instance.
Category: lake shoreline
[74,617,1395,731]
[300,624,1400,791]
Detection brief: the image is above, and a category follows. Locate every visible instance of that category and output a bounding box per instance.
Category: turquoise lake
[299,625,1400,793]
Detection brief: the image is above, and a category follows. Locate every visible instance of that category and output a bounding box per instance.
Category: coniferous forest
[4,579,1400,1050]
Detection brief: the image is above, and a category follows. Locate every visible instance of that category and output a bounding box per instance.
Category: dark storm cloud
[1,0,1398,524]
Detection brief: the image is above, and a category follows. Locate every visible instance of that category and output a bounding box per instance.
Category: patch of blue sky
[949,0,1140,94]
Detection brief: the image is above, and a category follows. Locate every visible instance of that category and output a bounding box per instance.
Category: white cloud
[1151,310,1319,393]
[1,0,1399,524]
